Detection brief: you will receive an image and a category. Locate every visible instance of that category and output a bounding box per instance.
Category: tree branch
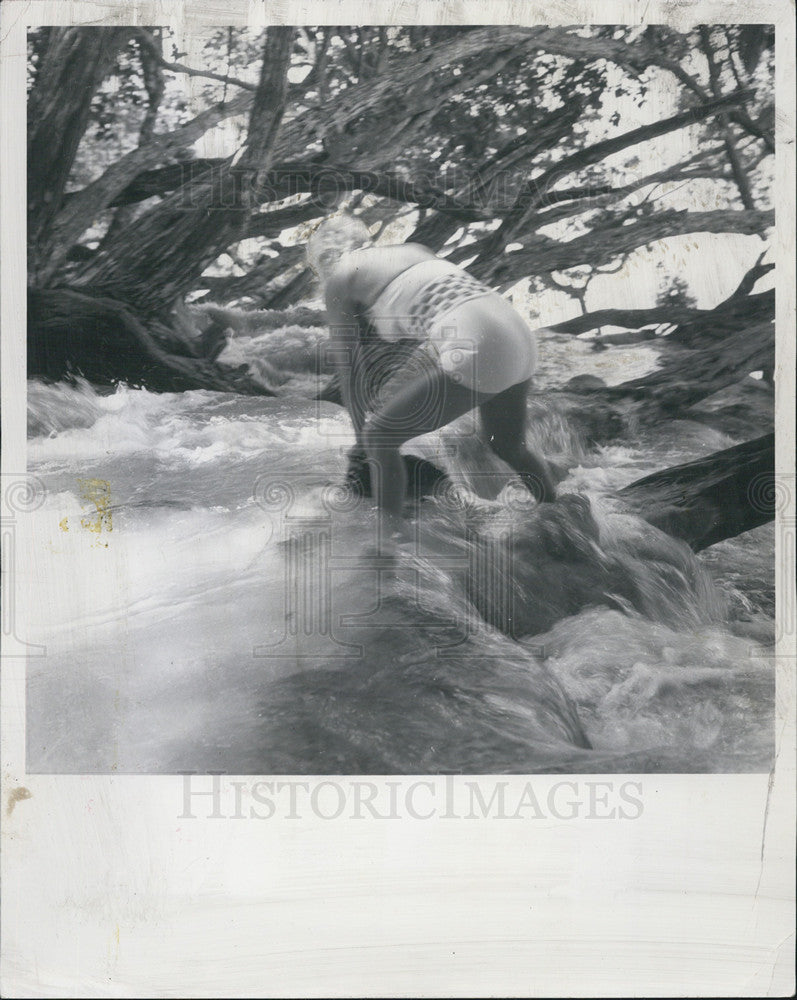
[470,208,774,287]
[137,28,166,143]
[547,306,690,336]
[652,46,774,153]
[546,248,774,338]
[134,27,257,91]
[522,151,729,230]
[102,157,493,225]
[603,304,773,410]
[44,90,254,282]
[244,202,325,239]
[189,245,306,303]
[100,159,225,206]
[727,250,773,300]
[74,31,295,314]
[699,26,756,210]
[476,86,755,261]
[303,27,331,97]
[542,25,773,152]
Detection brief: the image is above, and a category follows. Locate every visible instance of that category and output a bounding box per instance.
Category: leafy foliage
[656,272,699,310]
[27,24,774,310]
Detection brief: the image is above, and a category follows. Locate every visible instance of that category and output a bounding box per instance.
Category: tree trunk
[619,433,775,550]
[28,288,275,395]
[28,27,134,282]
[601,300,773,414]
[74,28,295,316]
[27,29,298,396]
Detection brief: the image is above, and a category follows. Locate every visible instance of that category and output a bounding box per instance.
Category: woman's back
[328,243,435,311]
[367,257,495,344]
[329,244,497,345]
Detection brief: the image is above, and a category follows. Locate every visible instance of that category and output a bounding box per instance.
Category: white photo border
[2,3,794,996]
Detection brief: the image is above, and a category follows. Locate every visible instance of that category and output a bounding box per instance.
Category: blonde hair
[306,215,372,279]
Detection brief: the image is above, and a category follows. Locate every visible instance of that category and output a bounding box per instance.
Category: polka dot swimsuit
[366,259,493,343]
[365,257,537,394]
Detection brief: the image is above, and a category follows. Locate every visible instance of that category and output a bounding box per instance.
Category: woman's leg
[361,359,487,543]
[479,379,557,503]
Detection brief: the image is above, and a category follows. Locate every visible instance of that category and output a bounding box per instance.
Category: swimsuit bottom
[369,262,538,396]
[422,291,538,396]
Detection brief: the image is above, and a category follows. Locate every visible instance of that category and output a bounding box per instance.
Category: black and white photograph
[22,20,781,773]
[1,2,794,996]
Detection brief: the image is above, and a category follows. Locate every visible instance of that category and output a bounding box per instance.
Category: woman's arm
[325,277,368,446]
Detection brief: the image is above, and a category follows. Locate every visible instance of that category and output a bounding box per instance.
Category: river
[25,325,775,773]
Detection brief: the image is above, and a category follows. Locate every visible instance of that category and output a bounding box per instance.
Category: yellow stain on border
[6,787,32,816]
[77,478,112,547]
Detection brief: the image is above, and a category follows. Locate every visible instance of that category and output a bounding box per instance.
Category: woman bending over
[308,215,557,551]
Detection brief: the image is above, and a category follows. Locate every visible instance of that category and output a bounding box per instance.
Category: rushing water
[25,327,775,773]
